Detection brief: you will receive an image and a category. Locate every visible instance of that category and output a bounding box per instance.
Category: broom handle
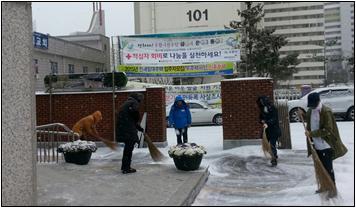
[297,108,314,147]
[97,136,116,150]
[144,133,151,143]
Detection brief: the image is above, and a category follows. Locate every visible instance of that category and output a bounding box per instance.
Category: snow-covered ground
[93,121,354,206]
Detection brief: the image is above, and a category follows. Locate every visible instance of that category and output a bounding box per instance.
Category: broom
[97,137,117,151]
[72,131,117,151]
[262,127,273,159]
[297,108,337,198]
[144,133,165,162]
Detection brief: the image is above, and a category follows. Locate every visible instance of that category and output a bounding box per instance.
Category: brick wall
[221,78,274,142]
[36,88,166,143]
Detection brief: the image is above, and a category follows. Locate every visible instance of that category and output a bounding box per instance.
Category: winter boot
[122,168,137,174]
[271,158,277,167]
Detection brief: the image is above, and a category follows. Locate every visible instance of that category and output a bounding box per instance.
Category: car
[288,86,354,122]
[166,100,223,126]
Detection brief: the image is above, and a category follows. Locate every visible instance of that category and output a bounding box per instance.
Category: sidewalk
[37,156,209,206]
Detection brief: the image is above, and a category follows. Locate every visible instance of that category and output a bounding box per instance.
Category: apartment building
[263,2,326,87]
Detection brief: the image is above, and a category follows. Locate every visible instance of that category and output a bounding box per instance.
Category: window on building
[325,25,341,29]
[282,31,324,38]
[95,67,103,73]
[325,2,339,6]
[33,59,39,79]
[68,64,75,74]
[83,66,88,74]
[50,61,58,74]
[264,5,323,13]
[266,23,323,31]
[325,31,341,35]
[264,14,323,22]
[286,40,324,46]
[294,75,324,80]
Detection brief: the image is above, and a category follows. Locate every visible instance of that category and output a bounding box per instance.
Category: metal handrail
[36,123,77,134]
[36,123,80,163]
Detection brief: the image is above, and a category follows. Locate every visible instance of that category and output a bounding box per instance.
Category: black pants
[316,148,335,183]
[121,141,135,171]
[175,127,188,144]
[266,133,278,159]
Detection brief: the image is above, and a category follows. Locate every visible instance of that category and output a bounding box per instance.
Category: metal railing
[274,89,301,101]
[36,123,79,163]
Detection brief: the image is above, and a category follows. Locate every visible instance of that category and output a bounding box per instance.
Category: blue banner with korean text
[33,32,49,49]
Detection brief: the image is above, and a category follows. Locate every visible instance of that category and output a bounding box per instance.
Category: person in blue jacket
[169,95,192,144]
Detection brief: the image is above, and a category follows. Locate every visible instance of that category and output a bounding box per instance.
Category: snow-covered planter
[57,140,97,165]
[168,143,207,171]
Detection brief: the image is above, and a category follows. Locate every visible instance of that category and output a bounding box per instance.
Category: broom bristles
[262,128,273,159]
[98,137,117,150]
[298,109,337,198]
[144,133,165,162]
[309,139,337,197]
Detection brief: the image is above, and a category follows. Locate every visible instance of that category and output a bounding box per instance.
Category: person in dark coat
[169,95,192,144]
[116,93,144,174]
[257,96,281,166]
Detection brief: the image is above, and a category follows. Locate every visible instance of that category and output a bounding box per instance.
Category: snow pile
[58,140,97,153]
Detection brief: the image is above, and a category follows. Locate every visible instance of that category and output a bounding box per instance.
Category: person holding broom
[116,93,145,174]
[300,92,347,193]
[257,96,281,166]
[72,110,117,150]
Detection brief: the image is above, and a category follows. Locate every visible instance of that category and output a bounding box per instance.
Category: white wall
[135,2,241,34]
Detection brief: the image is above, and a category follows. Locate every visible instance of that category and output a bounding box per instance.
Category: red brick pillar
[145,87,167,146]
[221,78,274,149]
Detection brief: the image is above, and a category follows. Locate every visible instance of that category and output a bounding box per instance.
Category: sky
[32,2,135,38]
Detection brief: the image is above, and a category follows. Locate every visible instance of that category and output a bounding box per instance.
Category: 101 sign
[187,9,208,22]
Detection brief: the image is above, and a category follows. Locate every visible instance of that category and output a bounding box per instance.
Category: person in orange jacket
[72,110,116,150]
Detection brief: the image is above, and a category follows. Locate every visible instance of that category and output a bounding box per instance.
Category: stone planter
[63,151,92,165]
[172,154,203,171]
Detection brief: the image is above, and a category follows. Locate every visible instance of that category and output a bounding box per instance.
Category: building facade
[324,1,354,81]
[263,2,326,87]
[33,33,110,91]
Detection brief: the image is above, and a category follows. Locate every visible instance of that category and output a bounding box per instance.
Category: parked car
[288,86,354,122]
[166,100,223,126]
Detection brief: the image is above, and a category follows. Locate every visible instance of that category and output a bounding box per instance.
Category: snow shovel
[261,127,273,159]
[297,108,337,198]
[144,133,165,162]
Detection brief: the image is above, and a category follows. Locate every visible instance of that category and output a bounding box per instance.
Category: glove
[137,125,144,132]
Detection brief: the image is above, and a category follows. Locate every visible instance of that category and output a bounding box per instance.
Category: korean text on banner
[119,30,240,65]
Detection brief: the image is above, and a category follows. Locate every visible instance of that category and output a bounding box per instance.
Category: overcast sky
[32,2,135,38]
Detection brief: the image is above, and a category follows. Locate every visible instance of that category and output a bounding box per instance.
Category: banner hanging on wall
[165,82,221,106]
[117,62,234,77]
[119,30,241,65]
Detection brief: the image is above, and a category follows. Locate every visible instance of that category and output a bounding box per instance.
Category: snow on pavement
[93,121,354,206]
